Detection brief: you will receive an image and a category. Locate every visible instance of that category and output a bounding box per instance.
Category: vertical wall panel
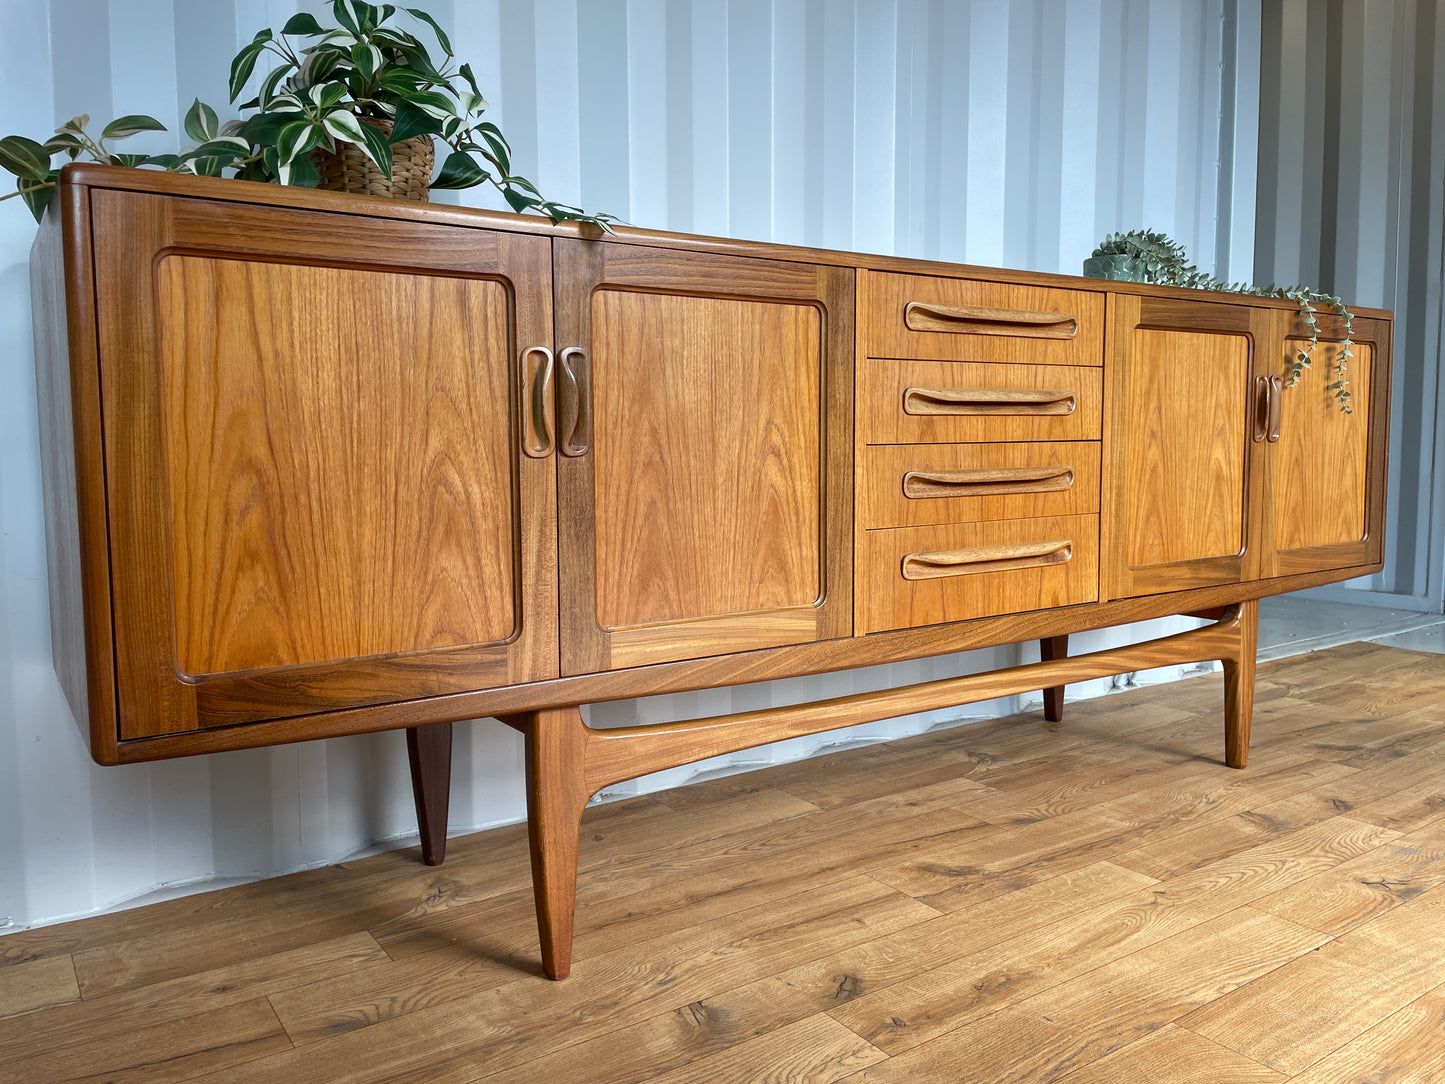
[0,0,1294,934]
[1256,0,1445,610]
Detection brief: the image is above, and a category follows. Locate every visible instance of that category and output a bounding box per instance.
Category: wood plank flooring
[3,640,1445,1082]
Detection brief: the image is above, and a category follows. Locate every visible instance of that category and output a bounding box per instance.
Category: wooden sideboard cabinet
[32,166,1391,980]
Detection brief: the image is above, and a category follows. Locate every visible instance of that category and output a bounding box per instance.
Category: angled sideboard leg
[406,722,453,866]
[1039,635,1068,722]
[1222,599,1260,769]
[514,706,592,981]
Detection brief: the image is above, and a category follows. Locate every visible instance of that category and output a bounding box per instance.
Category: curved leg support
[1222,599,1259,768]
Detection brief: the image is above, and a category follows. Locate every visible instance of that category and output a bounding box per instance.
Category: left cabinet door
[91,190,558,736]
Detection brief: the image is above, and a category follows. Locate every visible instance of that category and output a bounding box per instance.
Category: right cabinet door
[1108,295,1391,600]
[552,239,854,675]
[1107,295,1271,598]
[1260,312,1391,577]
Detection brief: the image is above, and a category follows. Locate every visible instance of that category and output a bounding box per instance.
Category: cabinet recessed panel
[589,290,821,629]
[1125,328,1249,568]
[1274,342,1372,550]
[157,256,516,677]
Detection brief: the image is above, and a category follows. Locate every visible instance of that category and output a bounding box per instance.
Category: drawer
[859,515,1099,634]
[862,442,1101,529]
[860,270,1104,365]
[862,360,1103,444]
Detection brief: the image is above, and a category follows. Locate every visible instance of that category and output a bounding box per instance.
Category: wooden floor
[4,641,1445,1083]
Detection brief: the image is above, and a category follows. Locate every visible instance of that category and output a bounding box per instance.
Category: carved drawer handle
[902,466,1075,500]
[901,539,1073,581]
[904,301,1078,339]
[903,386,1077,417]
[520,345,555,458]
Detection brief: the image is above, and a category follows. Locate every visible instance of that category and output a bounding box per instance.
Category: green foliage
[0,2,616,231]
[1090,229,1355,413]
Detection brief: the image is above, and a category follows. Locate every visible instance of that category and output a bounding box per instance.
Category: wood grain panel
[29,185,117,762]
[89,189,557,738]
[159,257,516,675]
[860,515,1099,633]
[861,270,1105,365]
[1274,342,1373,550]
[862,360,1102,444]
[862,441,1100,529]
[590,290,821,628]
[1124,328,1249,567]
[555,242,852,677]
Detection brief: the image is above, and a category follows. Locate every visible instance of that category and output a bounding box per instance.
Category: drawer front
[859,515,1099,633]
[863,360,1103,444]
[861,270,1104,365]
[863,442,1101,529]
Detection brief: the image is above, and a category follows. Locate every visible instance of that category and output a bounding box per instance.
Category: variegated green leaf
[317,29,359,49]
[321,108,368,145]
[41,133,85,160]
[0,135,52,179]
[228,32,273,101]
[351,42,383,82]
[101,114,166,140]
[407,88,456,120]
[431,150,487,189]
[405,7,452,54]
[19,170,58,222]
[388,101,440,143]
[282,12,326,36]
[184,98,218,143]
[457,62,481,99]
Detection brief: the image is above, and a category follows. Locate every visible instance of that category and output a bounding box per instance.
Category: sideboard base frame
[492,601,1258,980]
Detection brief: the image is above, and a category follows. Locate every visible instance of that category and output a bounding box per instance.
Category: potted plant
[1085,229,1355,412]
[0,1,614,228]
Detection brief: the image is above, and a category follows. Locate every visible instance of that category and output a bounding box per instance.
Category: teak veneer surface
[4,641,1445,1082]
[31,165,1394,982]
[158,255,517,676]
[589,290,822,629]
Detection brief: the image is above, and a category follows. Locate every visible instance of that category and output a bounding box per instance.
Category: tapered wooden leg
[1040,634,1068,722]
[523,707,593,980]
[406,722,453,866]
[1222,599,1259,769]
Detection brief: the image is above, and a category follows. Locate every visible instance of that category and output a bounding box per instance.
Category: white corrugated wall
[3,0,1373,933]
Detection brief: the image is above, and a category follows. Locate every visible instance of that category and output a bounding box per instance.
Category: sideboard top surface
[55,163,1392,322]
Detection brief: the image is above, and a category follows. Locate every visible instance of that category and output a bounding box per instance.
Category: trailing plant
[1089,229,1355,412]
[0,1,614,229]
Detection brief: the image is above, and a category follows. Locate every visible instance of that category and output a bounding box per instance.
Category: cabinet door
[92,190,557,736]
[1261,313,1391,576]
[1106,295,1271,599]
[554,239,853,674]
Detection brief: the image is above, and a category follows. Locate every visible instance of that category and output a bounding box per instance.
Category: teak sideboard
[31,165,1391,979]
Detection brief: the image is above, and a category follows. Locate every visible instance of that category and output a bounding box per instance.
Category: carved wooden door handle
[901,539,1073,580]
[558,347,591,457]
[1267,374,1283,442]
[520,346,555,458]
[1253,374,1283,443]
[903,386,1077,417]
[904,301,1078,339]
[902,466,1075,499]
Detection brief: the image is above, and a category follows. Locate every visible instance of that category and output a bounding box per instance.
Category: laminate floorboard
[2,642,1444,1082]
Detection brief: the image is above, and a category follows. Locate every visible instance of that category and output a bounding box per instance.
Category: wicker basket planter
[310,117,434,201]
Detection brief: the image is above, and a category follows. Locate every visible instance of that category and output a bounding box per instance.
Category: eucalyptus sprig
[1090,229,1355,412]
